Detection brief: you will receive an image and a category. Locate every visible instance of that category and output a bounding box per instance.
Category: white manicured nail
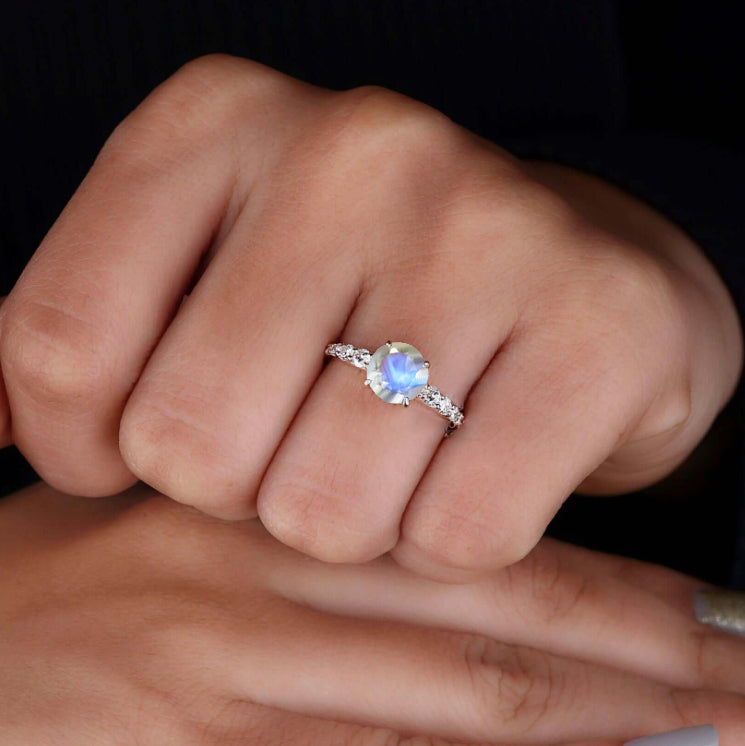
[624,725,718,746]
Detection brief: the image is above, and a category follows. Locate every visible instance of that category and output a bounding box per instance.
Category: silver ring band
[325,341,465,434]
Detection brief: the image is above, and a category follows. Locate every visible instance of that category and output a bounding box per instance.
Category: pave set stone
[325,341,464,430]
[417,384,464,427]
[325,343,371,369]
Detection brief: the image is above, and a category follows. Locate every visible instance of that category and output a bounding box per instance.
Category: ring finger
[256,266,515,561]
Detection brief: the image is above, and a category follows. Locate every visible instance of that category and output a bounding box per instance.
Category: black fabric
[1,0,743,587]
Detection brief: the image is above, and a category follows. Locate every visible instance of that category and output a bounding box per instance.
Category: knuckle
[171,52,265,85]
[258,478,327,557]
[341,84,440,127]
[531,239,684,377]
[527,218,680,332]
[691,630,717,687]
[560,240,691,416]
[488,524,538,570]
[1,299,115,407]
[507,549,594,625]
[573,239,680,327]
[487,171,579,232]
[120,395,250,520]
[666,688,717,730]
[519,180,584,242]
[100,54,289,170]
[259,467,396,563]
[119,400,189,491]
[406,503,535,574]
[168,54,292,114]
[609,248,678,315]
[689,629,742,690]
[330,84,466,164]
[430,168,579,263]
[462,636,554,729]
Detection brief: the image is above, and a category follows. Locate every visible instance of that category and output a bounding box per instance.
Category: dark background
[1,0,743,586]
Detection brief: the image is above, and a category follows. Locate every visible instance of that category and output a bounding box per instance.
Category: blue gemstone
[367,342,429,404]
[380,352,423,394]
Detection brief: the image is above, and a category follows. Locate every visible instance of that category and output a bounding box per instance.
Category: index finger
[0,56,302,495]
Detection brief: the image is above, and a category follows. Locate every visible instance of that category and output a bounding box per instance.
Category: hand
[2,480,745,744]
[0,55,741,579]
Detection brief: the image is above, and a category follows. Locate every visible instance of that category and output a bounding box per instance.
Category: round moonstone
[366,342,429,404]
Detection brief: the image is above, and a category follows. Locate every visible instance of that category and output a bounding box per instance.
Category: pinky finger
[214,699,629,746]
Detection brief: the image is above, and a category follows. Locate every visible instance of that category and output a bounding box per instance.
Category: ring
[324,341,465,434]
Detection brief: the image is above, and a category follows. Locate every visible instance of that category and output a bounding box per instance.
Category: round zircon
[367,342,429,404]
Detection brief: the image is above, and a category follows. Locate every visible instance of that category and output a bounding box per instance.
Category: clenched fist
[0,55,741,579]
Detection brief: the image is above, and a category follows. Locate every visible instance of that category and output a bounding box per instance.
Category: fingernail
[695,589,745,636]
[624,724,718,745]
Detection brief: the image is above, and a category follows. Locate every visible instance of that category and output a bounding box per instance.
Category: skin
[0,55,742,580]
[1,480,745,744]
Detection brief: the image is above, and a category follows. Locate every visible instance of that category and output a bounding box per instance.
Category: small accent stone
[352,350,369,368]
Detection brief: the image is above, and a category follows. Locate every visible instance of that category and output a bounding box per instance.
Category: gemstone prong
[386,340,392,347]
[423,360,430,368]
[364,379,372,386]
[402,397,410,407]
